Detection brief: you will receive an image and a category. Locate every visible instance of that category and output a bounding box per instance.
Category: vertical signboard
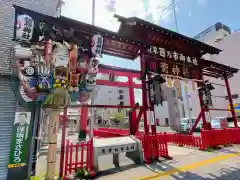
[166,88,181,131]
[8,112,31,168]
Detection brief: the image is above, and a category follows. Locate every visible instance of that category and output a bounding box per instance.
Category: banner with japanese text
[166,87,182,131]
[8,112,31,168]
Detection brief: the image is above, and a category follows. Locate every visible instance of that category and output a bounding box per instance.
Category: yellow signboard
[228,103,240,112]
[8,163,26,168]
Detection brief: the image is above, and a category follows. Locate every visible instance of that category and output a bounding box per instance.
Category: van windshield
[211,119,219,124]
[182,118,196,123]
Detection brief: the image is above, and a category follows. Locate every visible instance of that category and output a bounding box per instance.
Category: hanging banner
[192,81,196,91]
[167,77,172,88]
[166,87,181,131]
[147,111,156,125]
[8,112,31,168]
[174,79,182,97]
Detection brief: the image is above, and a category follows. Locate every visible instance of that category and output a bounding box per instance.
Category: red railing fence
[141,132,170,163]
[167,133,205,150]
[72,127,240,170]
[64,139,93,178]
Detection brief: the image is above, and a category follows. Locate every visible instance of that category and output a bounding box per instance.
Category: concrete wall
[0,0,58,75]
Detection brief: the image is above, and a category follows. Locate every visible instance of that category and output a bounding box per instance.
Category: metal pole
[224,73,238,127]
[89,89,96,139]
[184,80,192,128]
[172,0,179,32]
[29,104,40,176]
[92,0,96,25]
[88,0,96,139]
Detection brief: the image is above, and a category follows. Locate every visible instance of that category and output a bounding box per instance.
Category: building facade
[193,22,231,45]
[206,32,240,118]
[0,1,58,179]
[93,85,130,121]
[192,22,240,119]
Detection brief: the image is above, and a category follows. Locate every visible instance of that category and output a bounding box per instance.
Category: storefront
[0,0,59,179]
[0,77,17,179]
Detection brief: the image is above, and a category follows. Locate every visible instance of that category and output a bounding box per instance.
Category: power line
[172,0,179,32]
[158,3,173,21]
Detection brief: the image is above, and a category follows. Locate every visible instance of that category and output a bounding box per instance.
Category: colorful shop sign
[228,103,240,112]
[8,112,31,168]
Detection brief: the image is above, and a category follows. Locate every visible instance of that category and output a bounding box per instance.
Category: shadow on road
[96,164,140,177]
[144,159,240,179]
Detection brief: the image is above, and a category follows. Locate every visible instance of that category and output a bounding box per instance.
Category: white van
[181,117,203,131]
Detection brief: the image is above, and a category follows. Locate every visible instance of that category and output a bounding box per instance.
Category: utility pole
[92,0,96,25]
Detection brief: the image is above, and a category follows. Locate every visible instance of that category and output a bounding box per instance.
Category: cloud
[188,12,192,17]
[61,0,173,32]
[197,0,206,5]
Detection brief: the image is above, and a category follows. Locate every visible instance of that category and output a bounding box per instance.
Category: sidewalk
[95,145,240,180]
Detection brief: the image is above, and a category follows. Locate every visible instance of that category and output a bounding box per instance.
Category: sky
[61,0,240,103]
[61,0,240,69]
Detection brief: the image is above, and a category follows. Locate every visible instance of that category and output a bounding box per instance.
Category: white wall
[93,85,130,106]
[206,32,240,117]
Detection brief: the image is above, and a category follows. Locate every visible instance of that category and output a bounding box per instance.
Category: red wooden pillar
[224,73,238,127]
[59,107,67,177]
[140,51,149,134]
[128,77,137,132]
[198,70,207,129]
[79,106,88,139]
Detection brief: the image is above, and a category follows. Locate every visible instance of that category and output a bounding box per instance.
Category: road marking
[137,152,240,180]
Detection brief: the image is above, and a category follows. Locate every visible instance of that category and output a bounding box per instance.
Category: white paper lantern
[16,14,34,42]
[91,34,103,57]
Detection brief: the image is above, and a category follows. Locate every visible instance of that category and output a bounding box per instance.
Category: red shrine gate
[60,13,240,179]
[19,6,240,179]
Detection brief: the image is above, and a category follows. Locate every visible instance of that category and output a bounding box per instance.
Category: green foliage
[43,88,71,109]
[110,109,126,123]
[28,173,61,180]
[75,168,96,178]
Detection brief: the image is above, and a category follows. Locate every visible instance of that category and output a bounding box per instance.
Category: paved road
[36,143,240,180]
[95,145,240,180]
[36,125,240,179]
